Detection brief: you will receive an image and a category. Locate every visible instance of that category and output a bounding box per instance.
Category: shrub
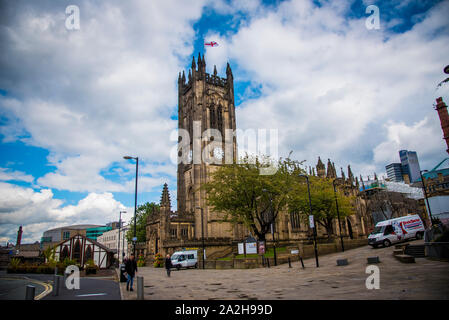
[153,253,163,268]
[137,254,146,267]
[85,259,99,275]
[434,229,449,242]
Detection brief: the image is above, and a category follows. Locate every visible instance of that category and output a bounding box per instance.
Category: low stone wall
[204,238,368,269]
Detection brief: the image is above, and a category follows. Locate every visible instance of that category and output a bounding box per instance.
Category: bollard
[288,257,292,268]
[367,256,380,264]
[262,256,265,267]
[25,285,35,300]
[137,276,144,300]
[267,258,270,268]
[53,275,60,296]
[337,259,349,266]
[300,257,305,269]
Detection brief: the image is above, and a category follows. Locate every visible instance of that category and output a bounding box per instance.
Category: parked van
[368,214,425,248]
[170,250,198,270]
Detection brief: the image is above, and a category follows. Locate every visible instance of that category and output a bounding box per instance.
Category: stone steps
[404,245,426,258]
[394,254,415,263]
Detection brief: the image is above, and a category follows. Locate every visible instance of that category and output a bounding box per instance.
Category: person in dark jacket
[165,254,172,277]
[124,254,138,291]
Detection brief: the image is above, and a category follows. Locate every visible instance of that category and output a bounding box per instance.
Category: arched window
[210,106,216,129]
[217,105,223,133]
[290,211,301,231]
[73,239,81,262]
[85,245,92,262]
[60,245,69,261]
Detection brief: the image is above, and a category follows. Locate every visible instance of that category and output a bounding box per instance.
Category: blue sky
[0,0,448,243]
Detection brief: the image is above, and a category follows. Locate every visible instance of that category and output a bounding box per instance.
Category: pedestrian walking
[165,254,172,277]
[124,254,138,291]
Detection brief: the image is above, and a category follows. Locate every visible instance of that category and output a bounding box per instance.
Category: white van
[170,250,198,270]
[368,214,425,248]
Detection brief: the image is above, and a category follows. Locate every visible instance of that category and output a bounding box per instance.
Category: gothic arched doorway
[347,218,354,239]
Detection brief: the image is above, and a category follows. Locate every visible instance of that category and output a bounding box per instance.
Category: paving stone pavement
[119,241,449,300]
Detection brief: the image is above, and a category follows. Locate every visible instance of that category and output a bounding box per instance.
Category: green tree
[289,176,355,240]
[203,154,305,241]
[126,202,159,243]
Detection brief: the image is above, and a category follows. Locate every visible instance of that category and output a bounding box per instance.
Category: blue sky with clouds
[0,0,448,243]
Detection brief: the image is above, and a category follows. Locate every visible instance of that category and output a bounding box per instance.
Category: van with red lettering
[368,214,425,248]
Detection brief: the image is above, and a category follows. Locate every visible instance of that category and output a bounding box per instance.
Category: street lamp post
[118,210,126,264]
[299,174,319,267]
[124,156,139,256]
[196,206,205,269]
[332,179,345,252]
[420,170,433,226]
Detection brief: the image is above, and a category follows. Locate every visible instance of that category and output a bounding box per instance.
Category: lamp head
[444,65,449,74]
[123,156,133,160]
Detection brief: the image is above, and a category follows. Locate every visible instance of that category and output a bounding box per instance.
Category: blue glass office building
[399,150,421,183]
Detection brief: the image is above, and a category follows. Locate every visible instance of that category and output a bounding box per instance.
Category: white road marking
[76,293,107,297]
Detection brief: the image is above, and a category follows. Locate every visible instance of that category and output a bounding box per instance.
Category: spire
[326,159,336,179]
[213,65,217,76]
[374,172,378,181]
[309,166,312,175]
[312,167,316,176]
[341,167,345,180]
[188,69,192,82]
[226,62,233,78]
[191,56,196,70]
[197,52,202,68]
[355,176,359,189]
[348,165,354,185]
[181,70,185,83]
[160,183,171,208]
[316,156,325,177]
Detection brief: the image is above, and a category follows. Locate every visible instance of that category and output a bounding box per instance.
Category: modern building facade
[386,163,404,182]
[86,226,112,241]
[97,225,130,263]
[41,224,102,248]
[399,150,421,183]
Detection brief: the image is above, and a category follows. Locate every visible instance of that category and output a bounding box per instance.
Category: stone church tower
[177,53,241,240]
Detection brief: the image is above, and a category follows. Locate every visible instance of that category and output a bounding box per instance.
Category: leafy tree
[289,176,355,240]
[126,202,159,243]
[203,154,305,241]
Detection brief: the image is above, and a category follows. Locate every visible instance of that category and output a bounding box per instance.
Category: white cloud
[0,0,207,193]
[217,0,449,176]
[373,116,447,169]
[0,167,34,183]
[0,182,132,243]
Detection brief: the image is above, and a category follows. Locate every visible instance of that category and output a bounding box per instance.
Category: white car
[368,214,425,248]
[171,250,198,269]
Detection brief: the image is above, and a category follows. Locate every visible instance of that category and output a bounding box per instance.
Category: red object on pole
[435,97,449,155]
